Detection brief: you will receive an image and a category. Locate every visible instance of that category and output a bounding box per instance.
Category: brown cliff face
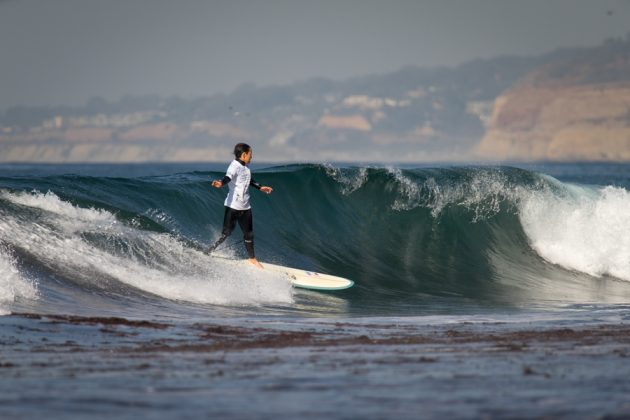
[477,41,630,161]
[477,84,630,160]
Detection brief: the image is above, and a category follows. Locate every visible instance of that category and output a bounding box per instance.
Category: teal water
[1,162,630,318]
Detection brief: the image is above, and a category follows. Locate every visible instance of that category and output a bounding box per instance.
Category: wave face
[1,163,630,316]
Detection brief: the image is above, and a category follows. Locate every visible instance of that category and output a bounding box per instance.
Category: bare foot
[248,258,264,269]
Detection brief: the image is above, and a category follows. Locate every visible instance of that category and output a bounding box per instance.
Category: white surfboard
[259,262,354,291]
[210,254,353,290]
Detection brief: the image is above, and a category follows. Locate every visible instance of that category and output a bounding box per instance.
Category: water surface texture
[1,163,629,418]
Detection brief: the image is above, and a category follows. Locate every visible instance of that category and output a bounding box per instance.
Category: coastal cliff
[477,39,630,161]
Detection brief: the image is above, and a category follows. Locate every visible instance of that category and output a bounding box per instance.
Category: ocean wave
[0,190,293,308]
[1,164,630,313]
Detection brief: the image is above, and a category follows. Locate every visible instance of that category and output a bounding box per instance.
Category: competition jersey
[224,159,252,210]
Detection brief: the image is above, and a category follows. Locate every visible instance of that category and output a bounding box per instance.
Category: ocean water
[1,162,630,418]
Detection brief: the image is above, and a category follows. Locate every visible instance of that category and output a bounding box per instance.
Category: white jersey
[224,159,252,210]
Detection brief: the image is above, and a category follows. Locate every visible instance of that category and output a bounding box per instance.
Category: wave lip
[307,164,630,304]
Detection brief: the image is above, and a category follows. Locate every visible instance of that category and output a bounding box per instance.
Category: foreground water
[1,162,629,418]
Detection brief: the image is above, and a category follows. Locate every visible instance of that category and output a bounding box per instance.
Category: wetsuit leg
[238,209,255,259]
[207,206,238,253]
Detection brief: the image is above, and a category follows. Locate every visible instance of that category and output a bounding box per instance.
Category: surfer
[208,143,273,268]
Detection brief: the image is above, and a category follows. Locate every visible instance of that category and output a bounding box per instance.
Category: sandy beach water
[2,313,630,419]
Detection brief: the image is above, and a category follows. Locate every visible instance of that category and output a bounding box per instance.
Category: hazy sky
[1,0,629,110]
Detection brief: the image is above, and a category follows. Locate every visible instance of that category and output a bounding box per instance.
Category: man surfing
[207,143,273,268]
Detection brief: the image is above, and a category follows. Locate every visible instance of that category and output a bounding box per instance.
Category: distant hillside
[0,46,550,163]
[477,36,630,161]
[3,36,630,163]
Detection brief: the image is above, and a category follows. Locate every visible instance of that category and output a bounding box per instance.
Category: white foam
[519,185,630,281]
[3,190,115,223]
[0,246,37,315]
[0,190,293,306]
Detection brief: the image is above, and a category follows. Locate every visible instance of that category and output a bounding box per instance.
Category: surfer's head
[234,143,253,164]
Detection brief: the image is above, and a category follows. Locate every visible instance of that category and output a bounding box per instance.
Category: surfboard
[258,262,354,291]
[209,253,353,290]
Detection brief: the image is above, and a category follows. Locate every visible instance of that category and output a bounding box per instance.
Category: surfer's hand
[260,186,273,194]
[211,180,223,188]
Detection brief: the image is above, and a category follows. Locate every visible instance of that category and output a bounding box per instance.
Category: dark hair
[233,143,251,158]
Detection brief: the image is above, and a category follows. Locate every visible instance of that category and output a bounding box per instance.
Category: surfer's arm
[212,176,231,188]
[251,178,273,194]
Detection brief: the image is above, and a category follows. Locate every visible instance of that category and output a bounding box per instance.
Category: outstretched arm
[212,176,231,188]
[251,178,273,194]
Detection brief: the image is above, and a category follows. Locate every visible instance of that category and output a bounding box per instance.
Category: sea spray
[519,185,630,281]
[323,164,368,195]
[0,245,37,315]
